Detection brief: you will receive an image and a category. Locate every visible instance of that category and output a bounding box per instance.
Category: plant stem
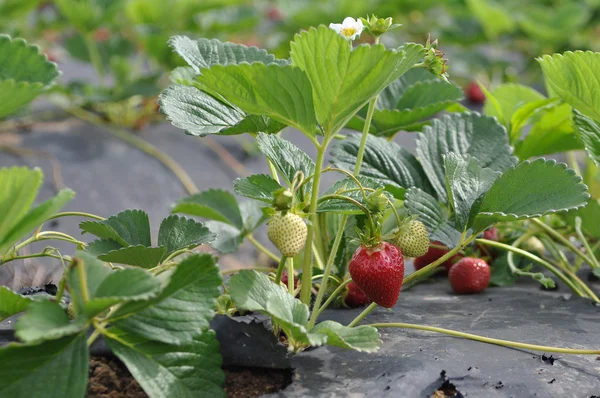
[370,322,600,354]
[574,217,600,269]
[246,234,280,262]
[75,258,90,303]
[567,151,582,176]
[274,256,287,284]
[287,257,295,294]
[62,105,199,194]
[315,278,352,318]
[47,211,105,221]
[300,143,327,305]
[308,214,348,328]
[84,33,105,86]
[348,302,377,327]
[531,218,595,268]
[87,328,102,347]
[5,252,66,262]
[477,238,587,297]
[312,242,325,270]
[353,98,377,176]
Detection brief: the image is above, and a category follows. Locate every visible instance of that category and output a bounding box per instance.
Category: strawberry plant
[1,14,600,398]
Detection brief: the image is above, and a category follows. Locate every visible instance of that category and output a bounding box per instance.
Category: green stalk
[477,238,587,297]
[314,278,352,318]
[307,214,348,328]
[370,322,600,355]
[247,234,280,262]
[574,217,600,269]
[275,256,287,285]
[47,211,105,221]
[287,257,295,294]
[300,144,327,304]
[84,33,105,86]
[531,218,595,268]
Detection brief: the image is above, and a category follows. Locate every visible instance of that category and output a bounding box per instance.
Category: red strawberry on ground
[343,281,372,308]
[448,257,491,294]
[466,81,486,104]
[413,241,462,272]
[349,242,404,308]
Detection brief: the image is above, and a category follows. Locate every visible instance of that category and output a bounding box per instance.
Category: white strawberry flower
[329,17,364,41]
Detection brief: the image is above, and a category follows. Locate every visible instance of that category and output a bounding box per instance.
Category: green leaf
[444,153,501,231]
[404,188,463,248]
[0,186,74,257]
[0,167,42,242]
[67,251,161,317]
[417,112,518,202]
[198,63,317,136]
[85,238,122,256]
[0,334,88,398]
[257,133,315,195]
[158,215,216,258]
[94,245,167,269]
[80,209,152,247]
[15,301,85,343]
[489,253,517,287]
[516,103,582,160]
[330,133,433,199]
[0,286,33,321]
[465,0,515,39]
[169,36,287,73]
[84,268,161,317]
[111,254,221,344]
[106,328,225,398]
[510,98,559,142]
[482,83,545,130]
[229,270,317,346]
[159,85,245,137]
[234,174,282,203]
[309,321,380,352]
[171,189,243,229]
[0,35,59,118]
[219,114,286,135]
[203,222,243,254]
[290,26,425,134]
[169,66,196,85]
[519,4,589,45]
[562,199,600,239]
[318,176,392,214]
[473,159,590,232]
[538,51,600,121]
[572,109,600,166]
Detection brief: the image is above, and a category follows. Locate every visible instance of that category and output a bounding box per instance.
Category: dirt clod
[87,356,146,398]
[541,354,557,365]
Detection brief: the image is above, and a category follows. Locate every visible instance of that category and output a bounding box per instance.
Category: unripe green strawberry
[267,212,307,257]
[394,220,429,258]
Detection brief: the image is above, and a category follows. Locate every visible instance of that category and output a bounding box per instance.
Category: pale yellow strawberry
[267,212,307,257]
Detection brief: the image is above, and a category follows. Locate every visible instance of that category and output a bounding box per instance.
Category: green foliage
[473,160,590,232]
[55,0,123,32]
[0,334,89,398]
[81,210,214,267]
[416,112,518,202]
[0,287,34,321]
[572,110,600,166]
[229,271,381,352]
[172,190,264,253]
[234,174,282,203]
[15,301,85,343]
[352,69,464,137]
[318,176,392,214]
[331,133,433,199]
[290,26,425,134]
[538,51,600,121]
[0,167,74,257]
[0,36,59,118]
[482,83,545,131]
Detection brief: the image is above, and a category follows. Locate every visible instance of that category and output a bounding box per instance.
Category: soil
[86,356,292,398]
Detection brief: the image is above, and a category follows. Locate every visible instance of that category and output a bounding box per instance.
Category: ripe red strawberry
[477,227,499,259]
[448,257,491,294]
[466,81,486,103]
[349,242,404,308]
[343,281,372,308]
[483,228,498,241]
[413,241,461,271]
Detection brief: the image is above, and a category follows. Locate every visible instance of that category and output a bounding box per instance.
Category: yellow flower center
[341,27,357,38]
